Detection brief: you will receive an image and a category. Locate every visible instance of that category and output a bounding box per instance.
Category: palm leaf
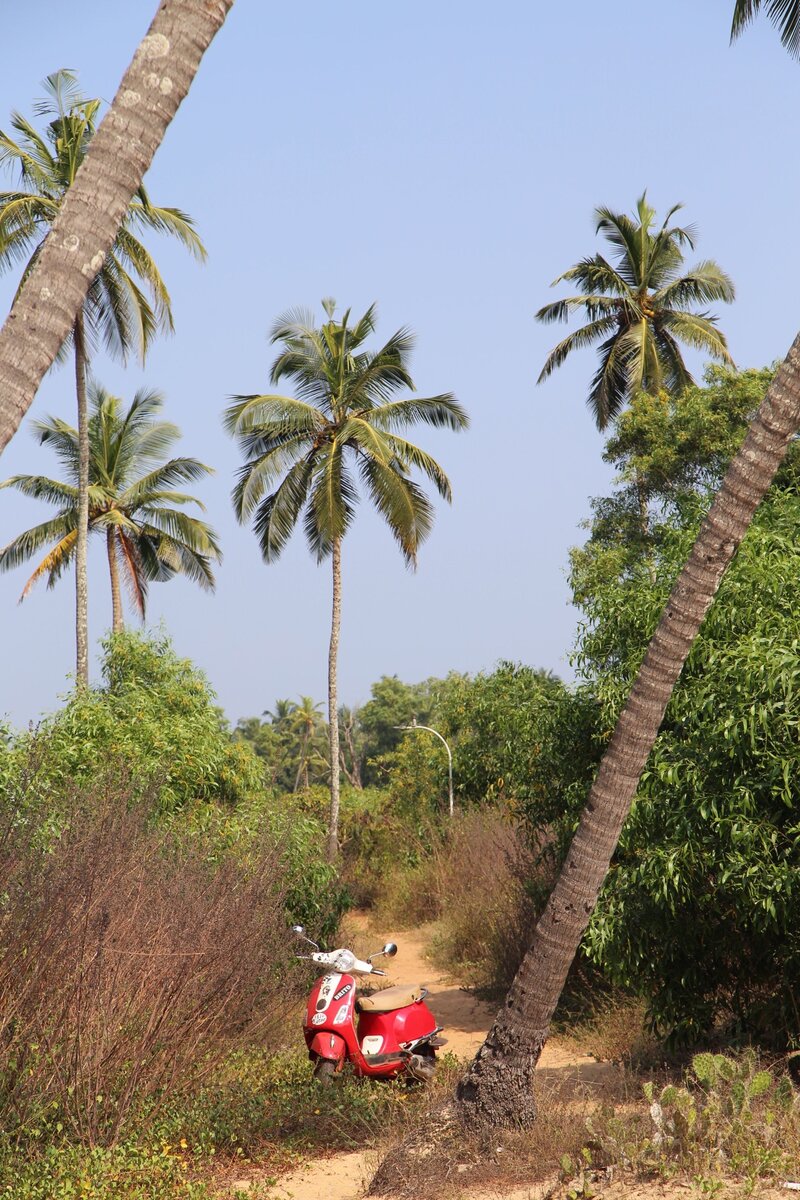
[731,0,800,55]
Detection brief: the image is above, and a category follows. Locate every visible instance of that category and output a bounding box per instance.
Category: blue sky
[0,1,797,728]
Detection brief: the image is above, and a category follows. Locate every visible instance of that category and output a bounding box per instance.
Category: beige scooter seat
[357,984,426,1012]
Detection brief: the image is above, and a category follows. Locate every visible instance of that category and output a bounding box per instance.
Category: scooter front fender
[309,1031,346,1064]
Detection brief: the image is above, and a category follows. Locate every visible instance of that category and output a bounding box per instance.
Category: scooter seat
[357,984,426,1012]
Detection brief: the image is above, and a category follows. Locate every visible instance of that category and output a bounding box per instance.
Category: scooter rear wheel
[313,1057,337,1085]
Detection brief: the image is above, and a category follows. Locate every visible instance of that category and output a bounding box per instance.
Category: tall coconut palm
[0,0,232,464]
[732,0,800,53]
[0,69,205,685]
[0,383,219,629]
[225,300,468,861]
[535,194,735,429]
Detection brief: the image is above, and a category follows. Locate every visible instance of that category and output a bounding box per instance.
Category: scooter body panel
[357,998,439,1051]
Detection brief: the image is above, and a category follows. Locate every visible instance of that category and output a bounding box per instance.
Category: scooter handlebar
[309,948,376,974]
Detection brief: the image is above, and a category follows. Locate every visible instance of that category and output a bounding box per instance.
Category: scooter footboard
[309,1031,346,1064]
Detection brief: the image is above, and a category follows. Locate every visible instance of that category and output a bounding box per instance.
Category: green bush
[5,631,265,816]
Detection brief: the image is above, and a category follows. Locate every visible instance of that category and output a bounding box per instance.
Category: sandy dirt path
[225,918,624,1200]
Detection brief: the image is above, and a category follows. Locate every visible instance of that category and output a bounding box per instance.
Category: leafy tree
[357,674,442,779]
[0,0,232,458]
[0,69,205,684]
[225,300,467,860]
[569,369,800,1042]
[535,194,735,428]
[0,383,220,629]
[8,630,264,814]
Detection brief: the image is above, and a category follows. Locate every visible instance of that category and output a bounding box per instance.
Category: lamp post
[394,718,454,818]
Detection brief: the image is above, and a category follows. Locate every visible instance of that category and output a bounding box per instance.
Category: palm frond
[653,261,736,309]
[252,456,315,562]
[0,513,75,573]
[118,458,212,509]
[124,201,206,261]
[117,530,148,617]
[382,433,453,501]
[731,0,800,56]
[0,473,77,505]
[363,394,468,433]
[587,333,638,430]
[304,444,357,560]
[657,310,735,364]
[223,392,326,437]
[357,457,434,567]
[537,316,619,383]
[231,433,313,521]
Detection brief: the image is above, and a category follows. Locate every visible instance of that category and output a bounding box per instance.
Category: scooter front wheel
[313,1057,337,1085]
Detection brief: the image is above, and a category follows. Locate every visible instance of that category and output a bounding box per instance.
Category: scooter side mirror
[291,925,306,936]
[382,942,398,958]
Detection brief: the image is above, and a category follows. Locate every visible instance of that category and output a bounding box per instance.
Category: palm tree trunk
[74,313,90,688]
[326,536,342,862]
[0,0,233,458]
[106,528,124,633]
[450,332,800,1131]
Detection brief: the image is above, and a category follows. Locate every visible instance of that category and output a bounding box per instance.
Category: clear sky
[0,1,797,729]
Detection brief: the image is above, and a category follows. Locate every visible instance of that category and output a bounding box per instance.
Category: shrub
[6,631,265,816]
[0,785,302,1146]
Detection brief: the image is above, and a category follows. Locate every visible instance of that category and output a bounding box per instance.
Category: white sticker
[333,1005,350,1025]
[361,1035,383,1054]
[312,1012,326,1025]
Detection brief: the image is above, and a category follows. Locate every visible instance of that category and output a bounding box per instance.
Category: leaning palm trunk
[74,314,90,686]
[327,536,342,862]
[455,332,800,1129]
[0,0,233,457]
[369,335,800,1189]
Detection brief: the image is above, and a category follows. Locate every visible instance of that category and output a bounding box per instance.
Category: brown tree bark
[369,338,800,1190]
[326,536,342,862]
[74,313,90,687]
[0,0,234,458]
[107,528,124,633]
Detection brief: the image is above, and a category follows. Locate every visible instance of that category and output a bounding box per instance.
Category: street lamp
[394,718,454,818]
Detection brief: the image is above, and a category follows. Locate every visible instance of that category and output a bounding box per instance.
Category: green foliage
[0,1139,211,1199]
[6,631,264,815]
[589,1053,799,1184]
[438,662,599,830]
[570,367,800,1043]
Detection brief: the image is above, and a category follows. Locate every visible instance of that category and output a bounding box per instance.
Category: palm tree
[0,69,205,685]
[290,696,327,792]
[732,0,800,53]
[0,383,219,628]
[0,0,232,463]
[535,194,735,429]
[225,300,468,861]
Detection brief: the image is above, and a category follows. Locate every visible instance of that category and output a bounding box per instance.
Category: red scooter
[292,925,446,1084]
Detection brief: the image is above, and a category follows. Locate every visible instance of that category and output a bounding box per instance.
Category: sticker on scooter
[361,1035,384,1054]
[333,983,352,1002]
[311,1012,326,1025]
[333,1005,349,1025]
[314,973,343,1012]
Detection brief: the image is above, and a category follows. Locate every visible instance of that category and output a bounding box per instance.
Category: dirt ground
[222,919,790,1200]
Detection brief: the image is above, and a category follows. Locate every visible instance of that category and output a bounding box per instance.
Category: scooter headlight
[334,949,355,972]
